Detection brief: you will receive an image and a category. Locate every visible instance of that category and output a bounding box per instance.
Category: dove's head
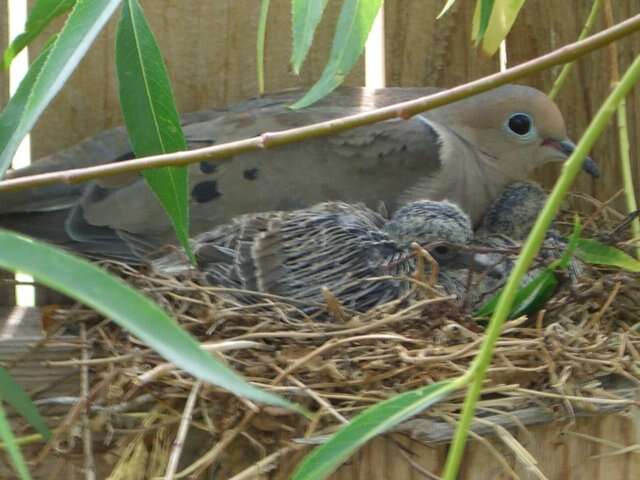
[478,181,548,241]
[431,85,599,180]
[385,200,473,249]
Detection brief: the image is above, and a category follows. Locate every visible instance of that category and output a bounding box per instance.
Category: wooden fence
[0,2,639,478]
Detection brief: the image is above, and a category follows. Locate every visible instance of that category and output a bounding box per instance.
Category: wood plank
[26,0,364,161]
[0,307,80,396]
[384,0,499,87]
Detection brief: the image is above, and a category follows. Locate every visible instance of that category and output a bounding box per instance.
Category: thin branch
[1,14,639,194]
[548,0,603,99]
[164,380,202,480]
[80,323,96,480]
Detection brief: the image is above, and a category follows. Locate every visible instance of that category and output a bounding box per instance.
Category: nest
[10,194,640,478]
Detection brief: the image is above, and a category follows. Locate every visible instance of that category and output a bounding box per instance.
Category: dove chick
[153,200,474,313]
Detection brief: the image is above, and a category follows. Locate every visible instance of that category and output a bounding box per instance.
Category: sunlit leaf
[471,0,495,43]
[0,0,122,177]
[0,230,298,411]
[0,368,50,440]
[292,380,454,480]
[0,402,31,479]
[481,0,526,55]
[291,0,330,74]
[0,42,53,178]
[291,0,382,109]
[3,0,75,69]
[437,0,459,19]
[576,238,640,272]
[116,0,193,262]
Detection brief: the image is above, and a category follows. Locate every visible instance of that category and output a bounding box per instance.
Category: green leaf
[437,0,459,19]
[291,381,454,480]
[509,269,558,318]
[0,368,50,440]
[290,0,382,110]
[0,402,31,479]
[0,42,53,178]
[3,0,76,69]
[257,0,271,95]
[0,230,298,412]
[480,0,525,55]
[475,269,559,319]
[576,238,640,272]
[555,215,582,270]
[471,0,495,44]
[116,0,193,262]
[0,0,122,177]
[291,0,330,74]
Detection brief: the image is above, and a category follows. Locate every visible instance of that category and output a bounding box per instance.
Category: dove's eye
[507,113,534,137]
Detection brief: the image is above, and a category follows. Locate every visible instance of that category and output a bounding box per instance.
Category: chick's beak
[543,138,600,177]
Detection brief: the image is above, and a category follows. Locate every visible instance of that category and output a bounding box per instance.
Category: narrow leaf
[437,0,459,19]
[472,0,496,43]
[555,215,582,269]
[291,0,330,74]
[0,368,50,440]
[292,381,454,480]
[0,402,31,479]
[576,238,640,272]
[0,0,122,177]
[475,269,559,319]
[116,0,193,262]
[0,43,53,178]
[0,230,298,411]
[481,0,526,55]
[257,0,271,95]
[509,270,558,318]
[291,0,383,110]
[3,0,75,69]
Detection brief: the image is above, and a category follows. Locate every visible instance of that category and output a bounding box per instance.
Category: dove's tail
[0,209,147,263]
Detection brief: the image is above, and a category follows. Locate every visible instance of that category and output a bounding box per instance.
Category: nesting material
[8,196,640,478]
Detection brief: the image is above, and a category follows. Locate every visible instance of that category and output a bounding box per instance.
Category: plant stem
[256,0,271,96]
[616,97,640,258]
[1,14,639,193]
[603,0,640,258]
[442,52,640,480]
[548,0,603,99]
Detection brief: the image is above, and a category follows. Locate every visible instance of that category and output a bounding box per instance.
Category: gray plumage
[153,200,473,312]
[452,182,583,310]
[0,85,598,262]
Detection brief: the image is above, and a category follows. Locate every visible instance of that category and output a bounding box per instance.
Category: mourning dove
[452,182,583,310]
[0,85,598,261]
[152,200,474,312]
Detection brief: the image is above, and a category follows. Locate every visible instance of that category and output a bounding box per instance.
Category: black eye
[507,113,532,136]
[432,245,452,259]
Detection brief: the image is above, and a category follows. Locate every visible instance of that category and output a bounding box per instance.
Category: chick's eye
[507,113,532,136]
[434,245,449,256]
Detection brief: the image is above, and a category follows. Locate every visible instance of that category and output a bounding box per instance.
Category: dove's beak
[544,138,600,177]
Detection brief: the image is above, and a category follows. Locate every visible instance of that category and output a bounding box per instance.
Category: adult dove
[0,85,598,261]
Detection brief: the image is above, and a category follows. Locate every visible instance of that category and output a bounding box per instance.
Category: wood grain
[26,0,364,160]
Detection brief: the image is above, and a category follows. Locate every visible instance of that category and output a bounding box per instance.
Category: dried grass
[14,194,640,478]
